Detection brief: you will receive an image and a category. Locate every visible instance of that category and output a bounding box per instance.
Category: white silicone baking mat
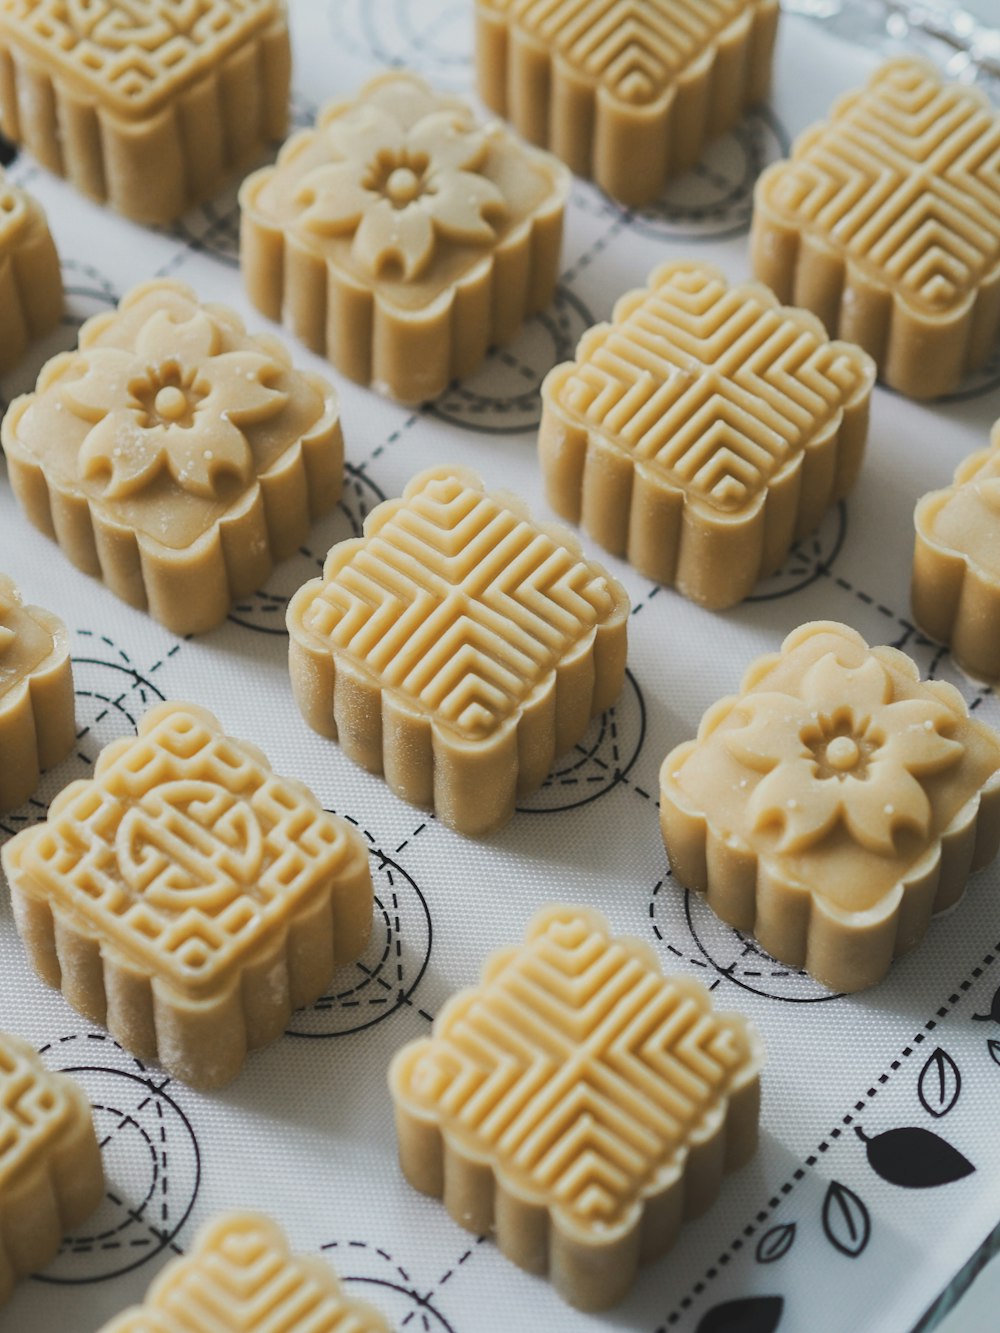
[3,3,1000,1331]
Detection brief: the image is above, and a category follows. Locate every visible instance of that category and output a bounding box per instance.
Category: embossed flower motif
[294,104,508,281]
[724,654,964,854]
[62,309,287,500]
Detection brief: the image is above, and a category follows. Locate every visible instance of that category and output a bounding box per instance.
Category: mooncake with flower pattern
[1,280,342,635]
[240,71,569,403]
[660,622,1000,991]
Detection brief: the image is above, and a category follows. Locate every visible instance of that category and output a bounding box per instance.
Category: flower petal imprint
[1,280,344,635]
[240,71,569,402]
[660,622,1000,992]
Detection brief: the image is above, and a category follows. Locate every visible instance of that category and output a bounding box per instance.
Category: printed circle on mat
[432,287,594,434]
[34,1036,200,1284]
[321,1241,457,1332]
[287,844,432,1037]
[683,887,842,1003]
[627,108,789,241]
[0,632,168,840]
[746,501,847,602]
[228,465,388,635]
[517,669,646,813]
[330,0,472,86]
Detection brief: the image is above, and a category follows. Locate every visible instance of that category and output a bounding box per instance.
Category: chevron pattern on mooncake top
[394,906,757,1229]
[15,704,357,995]
[0,0,278,113]
[484,0,746,104]
[101,1213,389,1332]
[555,262,870,512]
[298,469,618,739]
[763,60,1000,312]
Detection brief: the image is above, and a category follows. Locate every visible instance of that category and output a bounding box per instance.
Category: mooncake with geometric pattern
[0,167,61,374]
[99,1212,390,1332]
[287,466,629,835]
[540,261,875,608]
[1,702,373,1088]
[751,59,1000,399]
[660,621,1000,992]
[0,0,290,224]
[0,1031,104,1306]
[0,572,75,813]
[389,905,762,1310]
[475,0,779,206]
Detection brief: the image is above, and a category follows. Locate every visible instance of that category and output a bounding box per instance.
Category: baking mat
[2,4,1000,1330]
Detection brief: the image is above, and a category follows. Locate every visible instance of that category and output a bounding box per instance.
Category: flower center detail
[154,385,189,422]
[825,735,860,772]
[385,166,421,207]
[811,723,873,782]
[131,364,208,431]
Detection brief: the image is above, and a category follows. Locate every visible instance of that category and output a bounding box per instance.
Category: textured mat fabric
[1,5,999,1331]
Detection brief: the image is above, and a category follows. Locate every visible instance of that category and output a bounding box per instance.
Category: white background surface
[2,3,1000,1330]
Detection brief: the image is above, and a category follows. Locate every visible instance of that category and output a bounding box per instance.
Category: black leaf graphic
[971,983,1000,1023]
[696,1295,784,1333]
[821,1179,871,1257]
[856,1124,975,1187]
[917,1046,961,1118]
[988,1038,1000,1067]
[755,1222,796,1264]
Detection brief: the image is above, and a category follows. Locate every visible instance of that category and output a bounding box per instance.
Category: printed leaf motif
[696,1295,784,1333]
[821,1180,870,1257]
[988,1038,1000,1066]
[755,1222,796,1264]
[971,983,1000,1023]
[855,1124,975,1188]
[917,1046,961,1118]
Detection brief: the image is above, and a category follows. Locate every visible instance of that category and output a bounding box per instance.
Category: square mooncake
[1,702,374,1089]
[913,418,1000,681]
[0,0,290,224]
[0,167,61,373]
[540,261,874,608]
[660,622,1000,992]
[751,58,1000,399]
[287,466,629,835]
[100,1212,390,1332]
[0,572,75,813]
[240,71,570,403]
[1,278,343,636]
[475,0,779,206]
[0,1031,104,1305]
[390,904,762,1311]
